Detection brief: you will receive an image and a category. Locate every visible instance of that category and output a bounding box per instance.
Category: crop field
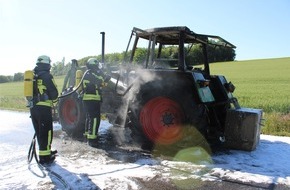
[210,57,290,114]
[0,57,289,135]
[0,76,64,111]
[210,57,290,136]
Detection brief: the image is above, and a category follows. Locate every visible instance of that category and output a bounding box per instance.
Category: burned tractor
[58,26,263,152]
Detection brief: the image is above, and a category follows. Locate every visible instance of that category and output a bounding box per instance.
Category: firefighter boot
[39,154,55,165]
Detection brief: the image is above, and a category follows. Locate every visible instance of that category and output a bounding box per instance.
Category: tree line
[0,44,235,83]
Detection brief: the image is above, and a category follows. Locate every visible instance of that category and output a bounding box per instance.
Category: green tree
[106,53,123,65]
[51,61,71,76]
[48,45,235,76]
[133,48,147,65]
[13,72,24,82]
[0,75,11,83]
[207,41,236,63]
[184,45,202,65]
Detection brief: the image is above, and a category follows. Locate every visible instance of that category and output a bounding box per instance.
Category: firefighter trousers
[83,100,101,140]
[30,105,53,157]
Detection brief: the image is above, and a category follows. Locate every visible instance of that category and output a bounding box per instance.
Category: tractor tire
[58,91,85,138]
[128,95,183,151]
[128,81,209,153]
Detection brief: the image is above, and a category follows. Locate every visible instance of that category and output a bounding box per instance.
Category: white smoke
[111,64,161,128]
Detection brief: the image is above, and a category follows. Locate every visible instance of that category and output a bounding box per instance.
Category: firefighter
[82,58,111,147]
[30,55,59,164]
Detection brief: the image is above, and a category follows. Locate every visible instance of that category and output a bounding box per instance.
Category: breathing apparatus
[58,69,88,99]
[75,69,84,92]
[24,55,52,108]
[58,59,108,98]
[24,69,88,110]
[24,70,34,108]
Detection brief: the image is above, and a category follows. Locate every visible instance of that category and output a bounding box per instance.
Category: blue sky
[0,0,289,75]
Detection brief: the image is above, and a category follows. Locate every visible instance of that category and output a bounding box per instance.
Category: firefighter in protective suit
[30,55,58,164]
[82,58,110,146]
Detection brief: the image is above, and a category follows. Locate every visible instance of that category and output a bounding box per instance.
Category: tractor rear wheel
[140,96,184,145]
[128,82,209,152]
[58,91,85,138]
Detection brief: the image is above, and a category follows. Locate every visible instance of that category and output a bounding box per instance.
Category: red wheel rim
[62,98,78,124]
[140,96,184,145]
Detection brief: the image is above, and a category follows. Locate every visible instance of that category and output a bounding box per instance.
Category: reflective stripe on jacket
[35,78,52,106]
[82,70,105,101]
[34,71,58,107]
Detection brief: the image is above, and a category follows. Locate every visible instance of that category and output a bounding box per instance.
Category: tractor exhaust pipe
[100,32,105,63]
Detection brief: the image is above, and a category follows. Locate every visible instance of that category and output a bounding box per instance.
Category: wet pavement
[52,124,290,190]
[2,110,289,189]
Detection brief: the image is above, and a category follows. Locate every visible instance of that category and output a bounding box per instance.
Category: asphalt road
[1,110,289,190]
[53,124,289,190]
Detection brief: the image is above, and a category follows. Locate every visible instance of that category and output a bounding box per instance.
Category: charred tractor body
[58,26,263,152]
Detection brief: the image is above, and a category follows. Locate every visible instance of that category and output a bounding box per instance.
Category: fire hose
[57,69,89,99]
[27,134,71,190]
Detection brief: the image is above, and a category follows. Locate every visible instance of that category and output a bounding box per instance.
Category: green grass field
[0,76,64,111]
[210,57,290,136]
[210,57,290,114]
[1,57,290,136]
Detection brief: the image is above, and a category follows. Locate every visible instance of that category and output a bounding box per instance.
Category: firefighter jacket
[33,65,58,107]
[82,69,107,101]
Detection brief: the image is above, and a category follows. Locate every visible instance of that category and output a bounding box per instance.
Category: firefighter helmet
[86,58,101,70]
[37,55,51,64]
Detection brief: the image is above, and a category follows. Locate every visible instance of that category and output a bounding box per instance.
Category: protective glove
[104,75,111,83]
